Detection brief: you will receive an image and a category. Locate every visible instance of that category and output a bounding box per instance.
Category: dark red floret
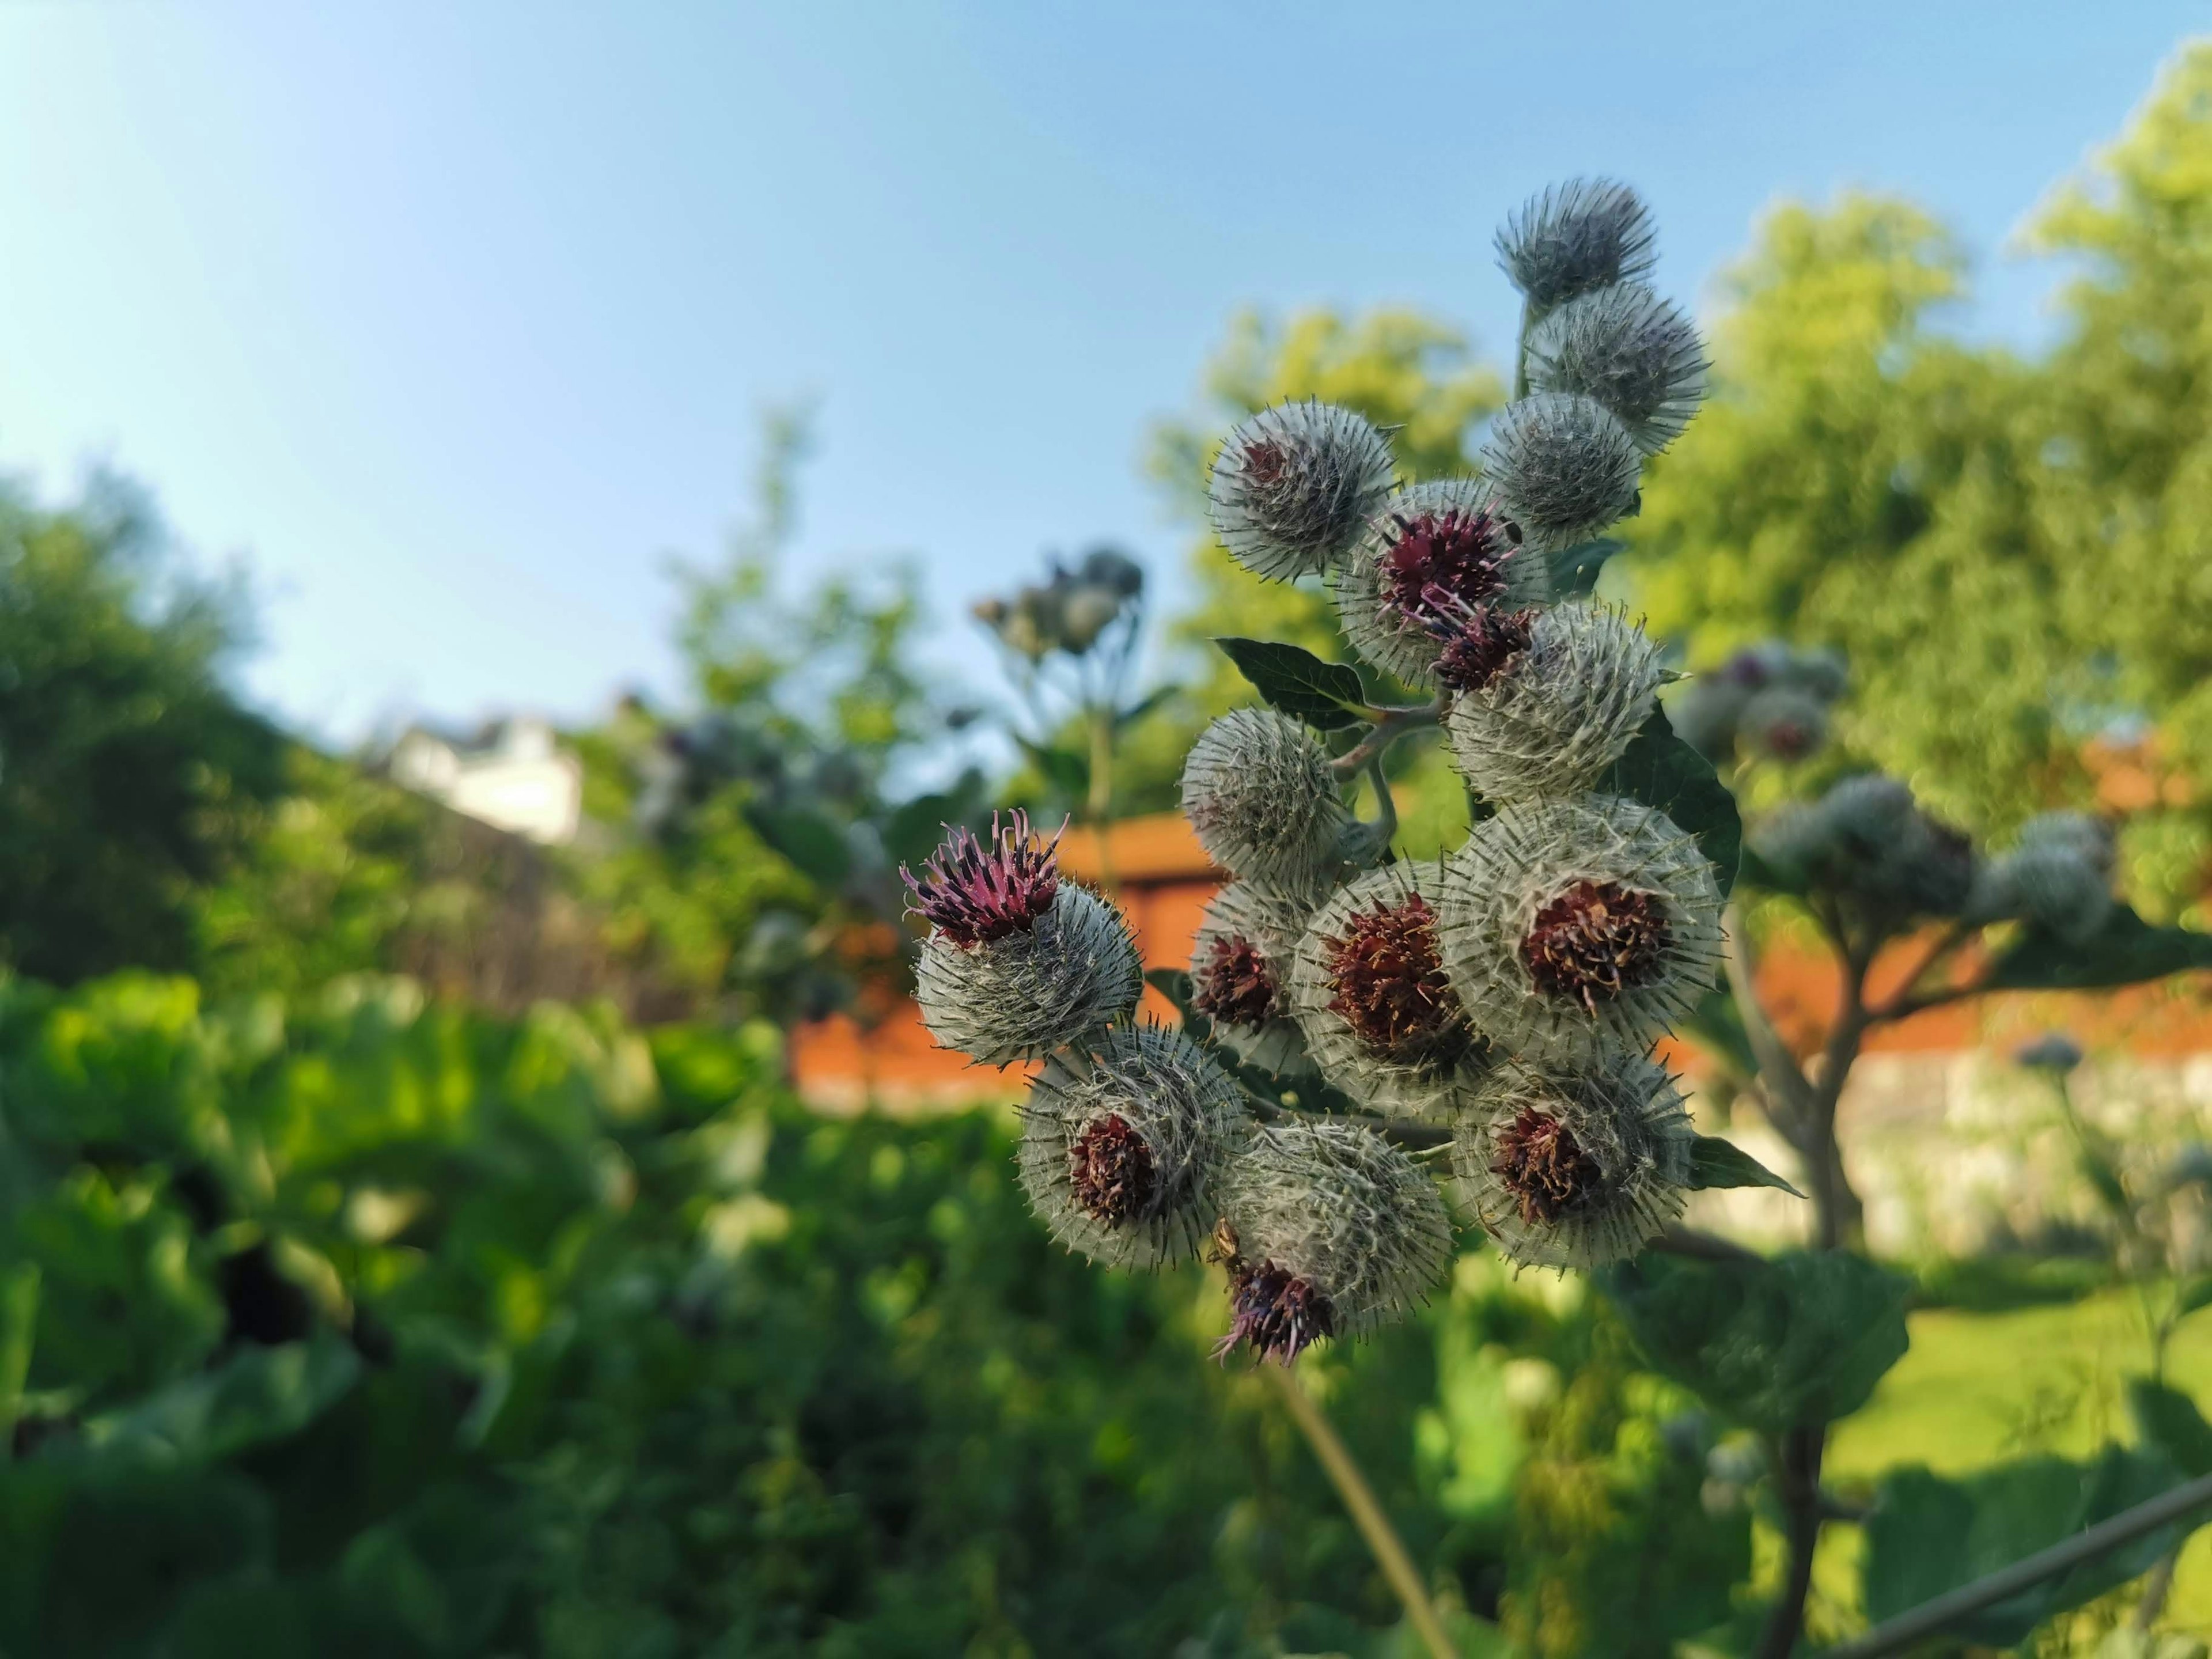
[1377,507,1521,634]
[1213,1260,1335,1365]
[1323,893,1469,1063]
[901,809,1062,946]
[1434,603,1536,692]
[1490,1107,1604,1226]
[1069,1113,1156,1225]
[1193,934,1278,1028]
[1520,880,1671,1013]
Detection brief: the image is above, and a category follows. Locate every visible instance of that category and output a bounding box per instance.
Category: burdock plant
[905,180,2212,1659]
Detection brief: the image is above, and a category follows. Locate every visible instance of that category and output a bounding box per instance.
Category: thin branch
[1330,700,1444,775]
[1363,753,1399,853]
[1865,919,1978,1024]
[1264,1365,1460,1659]
[1756,1425,1826,1659]
[1816,1469,2212,1659]
[1724,902,1815,1128]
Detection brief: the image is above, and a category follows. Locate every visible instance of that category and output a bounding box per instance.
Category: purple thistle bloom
[902,810,1065,946]
[1211,1260,1335,1366]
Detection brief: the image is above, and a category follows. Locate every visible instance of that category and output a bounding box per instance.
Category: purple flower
[902,810,1064,946]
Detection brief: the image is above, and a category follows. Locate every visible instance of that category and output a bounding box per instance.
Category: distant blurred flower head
[2013,1032,2085,1074]
[1329,479,1549,687]
[1968,813,2116,945]
[1181,708,1354,887]
[1753,774,1976,919]
[1443,601,1665,801]
[1497,178,1658,316]
[1737,685,1829,763]
[972,546,1146,661]
[1207,400,1396,582]
[1671,641,1849,765]
[1525,282,1707,454]
[1483,392,1644,548]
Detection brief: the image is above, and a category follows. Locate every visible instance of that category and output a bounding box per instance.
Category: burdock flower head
[1286,862,1490,1118]
[1017,1025,1244,1270]
[1525,283,1707,455]
[1190,877,1331,1074]
[1497,179,1658,319]
[1758,774,1975,920]
[1968,812,2116,945]
[1213,1120,1454,1363]
[1440,794,1722,1063]
[1442,603,1665,803]
[1737,685,1830,763]
[1207,399,1397,582]
[1327,480,1550,688]
[1455,1055,1695,1270]
[1181,708,1357,887]
[902,809,1062,944]
[909,817,1143,1067]
[1482,392,1645,550]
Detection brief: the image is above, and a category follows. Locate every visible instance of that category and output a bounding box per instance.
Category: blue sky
[0,2,2199,743]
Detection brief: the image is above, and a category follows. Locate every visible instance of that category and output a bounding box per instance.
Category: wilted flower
[1214,1120,1455,1363]
[1443,603,1665,802]
[1018,1025,1245,1270]
[1496,179,1658,317]
[1181,709,1357,886]
[902,809,1062,945]
[1286,862,1491,1117]
[1327,480,1550,687]
[1454,1055,1695,1269]
[915,881,1143,1066]
[1207,400,1397,582]
[1440,794,1723,1063]
[1191,878,1331,1074]
[1525,283,1707,454]
[1483,393,1645,548]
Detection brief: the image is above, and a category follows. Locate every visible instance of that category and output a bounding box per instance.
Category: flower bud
[1442,603,1665,802]
[1213,1120,1454,1363]
[1496,179,1657,317]
[1482,393,1644,548]
[1737,685,1829,763]
[1327,481,1550,688]
[1759,774,1975,919]
[1181,709,1357,886]
[1017,1025,1245,1270]
[2018,810,2116,877]
[915,881,1143,1066]
[1525,283,1707,454]
[1969,844,2113,944]
[1207,400,1396,582]
[1191,877,1331,1074]
[1440,794,1723,1063]
[1453,1054,1694,1270]
[1285,861,1493,1118]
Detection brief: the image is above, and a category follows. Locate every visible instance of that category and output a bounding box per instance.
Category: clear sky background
[0,2,2200,744]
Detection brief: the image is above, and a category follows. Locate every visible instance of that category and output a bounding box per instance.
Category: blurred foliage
[0,472,285,984]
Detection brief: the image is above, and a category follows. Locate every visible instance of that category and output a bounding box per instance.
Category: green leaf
[2131,1379,2212,1479]
[1014,736,1090,804]
[1211,638,1369,732]
[1733,840,1805,895]
[1861,1448,2191,1649]
[84,1334,363,1468]
[1144,968,1195,1022]
[1986,903,2212,993]
[2178,1275,2212,1319]
[1679,984,1759,1082]
[1599,1250,1910,1434]
[1113,684,1180,731]
[742,801,853,887]
[1687,1136,1805,1198]
[1600,706,1743,898]
[882,771,987,869]
[1550,536,1627,597]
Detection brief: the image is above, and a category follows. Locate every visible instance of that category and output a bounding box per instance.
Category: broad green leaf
[2131,1379,2212,1479]
[1861,1448,2190,1649]
[1600,706,1743,898]
[741,801,852,887]
[85,1334,362,1468]
[1687,1136,1805,1198]
[1143,968,1195,1022]
[1014,736,1090,804]
[1549,535,1627,597]
[1113,684,1180,731]
[1986,903,2212,993]
[1599,1249,1910,1434]
[1211,638,1369,731]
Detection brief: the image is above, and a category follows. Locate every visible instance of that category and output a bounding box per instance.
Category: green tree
[0,473,284,982]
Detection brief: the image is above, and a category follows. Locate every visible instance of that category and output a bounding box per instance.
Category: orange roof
[1057,813,1219,884]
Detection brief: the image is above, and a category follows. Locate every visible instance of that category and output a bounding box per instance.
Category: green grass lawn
[1820,1288,2212,1641]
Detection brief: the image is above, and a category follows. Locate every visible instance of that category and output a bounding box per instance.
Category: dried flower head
[916,884,1143,1066]
[1525,283,1707,454]
[1018,1024,1245,1270]
[1214,1120,1455,1362]
[1454,1055,1694,1270]
[1440,794,1723,1063]
[1207,400,1397,582]
[1327,480,1550,687]
[1736,685,1830,763]
[902,810,1063,945]
[1443,603,1665,802]
[1181,708,1356,886]
[1191,877,1331,1074]
[1286,862,1490,1117]
[1497,179,1658,317]
[1482,393,1645,548]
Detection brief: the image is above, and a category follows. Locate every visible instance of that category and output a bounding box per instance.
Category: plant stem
[1085,707,1118,897]
[1263,1364,1459,1659]
[1330,700,1443,775]
[1816,1469,2212,1659]
[1757,1424,1827,1659]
